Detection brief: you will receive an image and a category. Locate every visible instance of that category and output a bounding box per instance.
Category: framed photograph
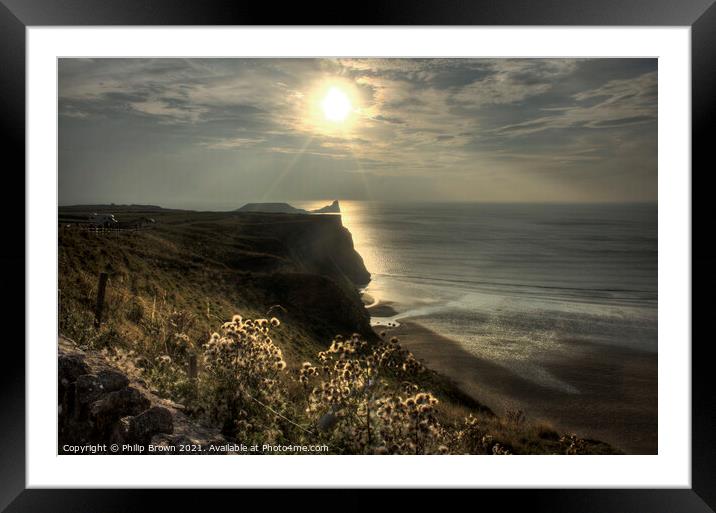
[2,0,712,509]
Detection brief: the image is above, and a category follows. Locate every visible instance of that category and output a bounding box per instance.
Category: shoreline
[366,304,657,454]
[363,296,401,321]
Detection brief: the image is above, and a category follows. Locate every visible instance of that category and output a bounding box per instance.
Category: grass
[59,208,370,362]
[58,206,621,455]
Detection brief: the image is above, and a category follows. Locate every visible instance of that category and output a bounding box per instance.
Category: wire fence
[61,224,155,235]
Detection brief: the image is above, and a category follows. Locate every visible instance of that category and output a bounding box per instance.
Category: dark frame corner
[1,0,712,511]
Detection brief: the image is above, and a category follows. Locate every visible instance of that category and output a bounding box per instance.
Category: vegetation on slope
[58,207,620,454]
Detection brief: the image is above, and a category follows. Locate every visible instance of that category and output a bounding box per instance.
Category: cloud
[451,60,580,107]
[59,58,658,205]
[371,114,406,124]
[492,71,657,136]
[199,137,266,150]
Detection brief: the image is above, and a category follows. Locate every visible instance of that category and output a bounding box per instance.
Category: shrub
[139,308,197,364]
[59,298,594,455]
[560,434,588,454]
[300,333,448,454]
[200,315,289,443]
[453,414,512,455]
[505,408,526,428]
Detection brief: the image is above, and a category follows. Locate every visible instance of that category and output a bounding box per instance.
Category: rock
[97,369,129,392]
[109,416,132,444]
[76,370,132,405]
[311,200,341,214]
[59,336,226,451]
[151,433,193,448]
[128,406,173,443]
[90,386,151,420]
[151,433,190,445]
[75,374,104,404]
[58,354,89,387]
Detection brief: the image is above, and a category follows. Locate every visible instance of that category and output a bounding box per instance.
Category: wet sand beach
[369,311,657,454]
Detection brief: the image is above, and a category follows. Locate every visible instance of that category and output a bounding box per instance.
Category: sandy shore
[366,300,399,318]
[380,319,657,454]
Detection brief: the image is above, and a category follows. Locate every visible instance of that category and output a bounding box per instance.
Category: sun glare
[321,87,352,122]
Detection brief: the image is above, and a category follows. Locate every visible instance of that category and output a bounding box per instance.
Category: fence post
[94,272,108,328]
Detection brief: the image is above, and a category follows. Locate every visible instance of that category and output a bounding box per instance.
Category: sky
[58,58,657,209]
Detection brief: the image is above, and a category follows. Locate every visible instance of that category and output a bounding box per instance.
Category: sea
[299,201,657,394]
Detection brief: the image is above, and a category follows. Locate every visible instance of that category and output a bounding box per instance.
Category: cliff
[229,212,372,339]
[58,206,374,354]
[267,211,368,285]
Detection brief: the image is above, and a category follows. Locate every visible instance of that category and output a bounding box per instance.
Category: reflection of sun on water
[338,202,389,307]
[335,201,369,262]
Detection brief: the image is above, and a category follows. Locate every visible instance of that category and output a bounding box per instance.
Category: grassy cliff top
[58,207,621,455]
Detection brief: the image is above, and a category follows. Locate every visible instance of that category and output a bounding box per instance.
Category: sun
[321,87,352,122]
[305,81,360,133]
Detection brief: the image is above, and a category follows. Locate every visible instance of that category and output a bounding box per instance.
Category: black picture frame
[1,0,711,510]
